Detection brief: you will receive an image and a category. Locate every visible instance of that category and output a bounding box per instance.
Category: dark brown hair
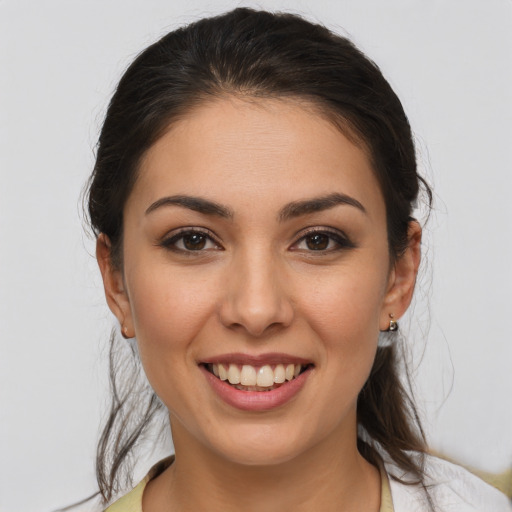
[87,7,432,504]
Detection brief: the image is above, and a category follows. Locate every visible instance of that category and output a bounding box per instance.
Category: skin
[97,96,421,511]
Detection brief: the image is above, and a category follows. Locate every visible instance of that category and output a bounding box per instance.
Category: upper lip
[200,352,313,366]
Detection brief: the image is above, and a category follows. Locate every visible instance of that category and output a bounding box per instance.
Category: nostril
[226,320,287,338]
[217,272,294,336]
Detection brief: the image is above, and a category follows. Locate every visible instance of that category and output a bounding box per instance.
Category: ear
[379,221,422,330]
[96,234,134,338]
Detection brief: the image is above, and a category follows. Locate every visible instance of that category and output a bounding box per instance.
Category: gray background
[1,1,511,510]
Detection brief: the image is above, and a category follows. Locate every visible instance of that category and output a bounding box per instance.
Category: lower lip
[200,365,312,412]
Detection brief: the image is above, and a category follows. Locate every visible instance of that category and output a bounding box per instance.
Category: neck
[143,419,381,512]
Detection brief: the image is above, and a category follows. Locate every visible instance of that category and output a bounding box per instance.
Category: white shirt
[386,455,512,512]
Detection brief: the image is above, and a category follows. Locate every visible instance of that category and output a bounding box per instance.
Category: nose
[218,249,294,337]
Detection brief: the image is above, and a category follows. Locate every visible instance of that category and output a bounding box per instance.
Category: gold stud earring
[387,313,398,332]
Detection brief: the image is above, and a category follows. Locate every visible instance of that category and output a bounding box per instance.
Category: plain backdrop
[1,1,511,510]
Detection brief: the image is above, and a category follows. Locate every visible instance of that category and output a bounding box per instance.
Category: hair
[86,7,433,505]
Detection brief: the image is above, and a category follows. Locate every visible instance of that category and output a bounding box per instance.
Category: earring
[387,314,398,332]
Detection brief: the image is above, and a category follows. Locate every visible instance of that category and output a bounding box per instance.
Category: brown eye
[162,229,221,252]
[305,233,330,250]
[182,233,207,250]
[292,229,355,253]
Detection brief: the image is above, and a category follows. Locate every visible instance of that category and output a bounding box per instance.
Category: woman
[87,8,511,511]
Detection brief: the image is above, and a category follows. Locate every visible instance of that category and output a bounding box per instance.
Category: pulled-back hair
[87,7,432,504]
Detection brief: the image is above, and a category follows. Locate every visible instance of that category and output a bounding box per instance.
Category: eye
[302,233,332,251]
[292,228,355,252]
[161,229,222,252]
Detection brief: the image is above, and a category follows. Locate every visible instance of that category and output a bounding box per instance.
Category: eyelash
[291,227,355,253]
[160,228,222,253]
[160,226,355,255]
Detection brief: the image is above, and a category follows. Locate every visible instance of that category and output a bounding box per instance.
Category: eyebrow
[278,193,366,221]
[145,195,234,218]
[145,192,365,220]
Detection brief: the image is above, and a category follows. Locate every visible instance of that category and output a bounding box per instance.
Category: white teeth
[209,362,306,388]
[257,365,274,387]
[240,365,257,386]
[227,364,241,384]
[218,363,228,381]
[274,364,286,383]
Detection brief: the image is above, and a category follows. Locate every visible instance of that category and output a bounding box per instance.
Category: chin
[221,442,304,467]
[208,422,317,467]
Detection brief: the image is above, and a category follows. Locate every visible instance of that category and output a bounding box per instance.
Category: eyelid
[159,227,223,251]
[290,226,355,251]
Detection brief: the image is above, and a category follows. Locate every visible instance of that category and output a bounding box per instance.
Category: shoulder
[386,455,512,512]
[104,456,175,512]
[104,477,147,512]
[104,477,149,512]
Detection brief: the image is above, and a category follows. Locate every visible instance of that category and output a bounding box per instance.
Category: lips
[200,355,313,411]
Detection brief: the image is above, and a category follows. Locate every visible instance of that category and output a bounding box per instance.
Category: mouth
[200,355,314,411]
[202,362,313,392]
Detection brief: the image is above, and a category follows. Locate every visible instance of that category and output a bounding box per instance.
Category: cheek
[300,266,387,340]
[297,262,388,383]
[125,265,220,371]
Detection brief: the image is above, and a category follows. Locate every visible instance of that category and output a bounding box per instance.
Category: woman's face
[99,97,417,465]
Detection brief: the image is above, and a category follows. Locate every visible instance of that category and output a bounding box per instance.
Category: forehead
[130,96,385,221]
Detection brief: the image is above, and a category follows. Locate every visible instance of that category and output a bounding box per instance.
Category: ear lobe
[380,221,422,329]
[96,234,132,333]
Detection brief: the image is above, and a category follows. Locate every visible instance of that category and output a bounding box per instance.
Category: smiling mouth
[204,363,312,392]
